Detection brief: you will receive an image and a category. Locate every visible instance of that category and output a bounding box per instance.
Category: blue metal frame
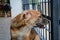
[22,0,29,10]
[34,26,51,40]
[52,0,59,40]
[34,27,46,40]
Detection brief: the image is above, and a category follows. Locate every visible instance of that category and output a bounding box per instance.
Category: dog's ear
[29,10,41,17]
[22,11,31,20]
[11,14,22,27]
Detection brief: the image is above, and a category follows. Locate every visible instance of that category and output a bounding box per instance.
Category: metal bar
[40,0,42,13]
[47,1,51,40]
[50,0,53,40]
[42,0,43,14]
[46,25,47,40]
[48,0,51,17]
[49,21,51,40]
[51,0,59,40]
[42,29,44,40]
[45,0,46,15]
[40,0,41,12]
[59,20,60,25]
[43,29,44,40]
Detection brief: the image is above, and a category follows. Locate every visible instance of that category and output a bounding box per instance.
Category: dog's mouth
[35,23,45,28]
[34,17,47,28]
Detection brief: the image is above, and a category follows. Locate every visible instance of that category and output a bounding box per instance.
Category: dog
[11,10,47,40]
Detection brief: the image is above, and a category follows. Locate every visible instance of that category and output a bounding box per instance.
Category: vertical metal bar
[44,29,46,39]
[45,0,47,40]
[39,0,41,12]
[43,0,45,38]
[48,0,51,40]
[39,28,41,40]
[51,0,59,40]
[42,29,43,40]
[46,25,47,40]
[42,0,44,38]
[47,24,49,40]
[46,0,48,16]
[43,28,44,40]
[40,28,42,40]
[49,21,51,40]
[40,0,42,12]
[42,0,44,40]
[48,0,51,17]
[48,0,49,16]
[45,0,46,15]
[51,0,53,40]
[48,21,50,40]
[42,0,45,36]
[42,0,44,14]
[48,0,49,19]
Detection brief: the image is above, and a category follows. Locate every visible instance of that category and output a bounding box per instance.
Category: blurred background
[0,0,59,40]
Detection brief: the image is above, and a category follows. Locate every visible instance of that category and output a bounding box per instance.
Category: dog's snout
[39,15,42,18]
[35,23,45,28]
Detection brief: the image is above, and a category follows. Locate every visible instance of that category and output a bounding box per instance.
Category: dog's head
[11,10,47,29]
[35,14,48,28]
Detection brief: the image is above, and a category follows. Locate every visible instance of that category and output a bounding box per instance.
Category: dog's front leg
[23,35,30,40]
[34,35,40,40]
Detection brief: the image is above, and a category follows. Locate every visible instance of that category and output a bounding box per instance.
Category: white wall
[10,0,23,19]
[0,0,23,40]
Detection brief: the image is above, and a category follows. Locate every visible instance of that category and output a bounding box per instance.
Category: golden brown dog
[11,10,46,40]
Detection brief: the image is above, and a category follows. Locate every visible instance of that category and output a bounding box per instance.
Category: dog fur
[11,10,46,40]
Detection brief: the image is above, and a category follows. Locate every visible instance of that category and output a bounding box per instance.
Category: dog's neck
[20,24,33,32]
[14,24,34,40]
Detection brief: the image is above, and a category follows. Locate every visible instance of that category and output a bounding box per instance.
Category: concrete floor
[0,18,11,40]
